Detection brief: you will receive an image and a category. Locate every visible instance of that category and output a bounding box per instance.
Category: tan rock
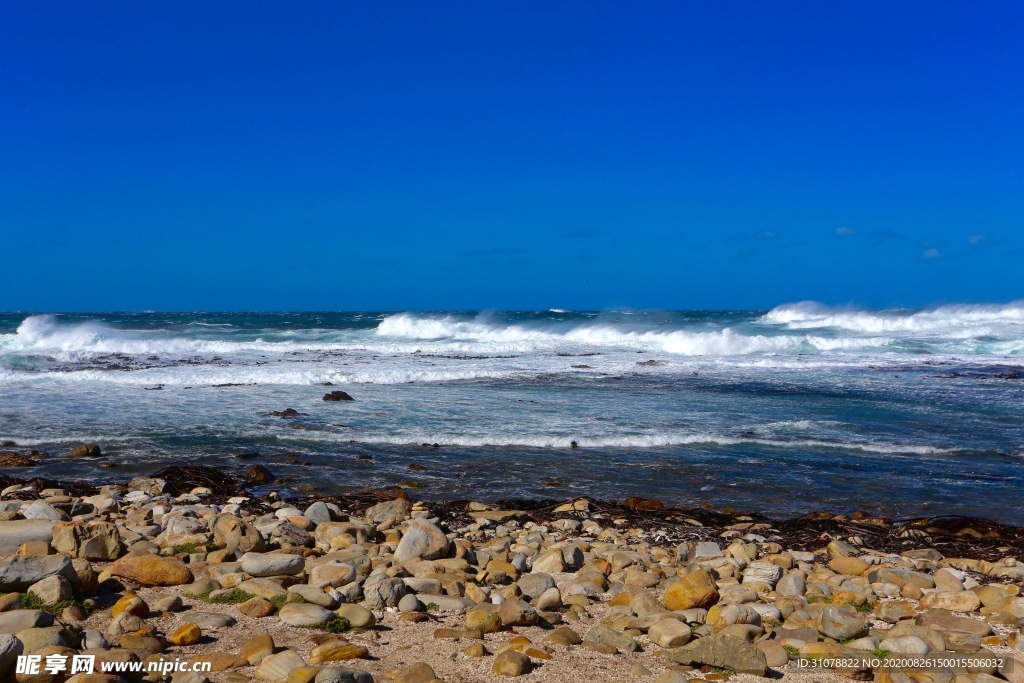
[108,555,192,587]
[169,623,201,646]
[663,568,719,610]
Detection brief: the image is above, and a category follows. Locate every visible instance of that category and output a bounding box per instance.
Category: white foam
[761,300,1024,334]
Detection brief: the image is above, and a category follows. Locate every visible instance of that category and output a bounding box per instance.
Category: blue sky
[1,2,1022,311]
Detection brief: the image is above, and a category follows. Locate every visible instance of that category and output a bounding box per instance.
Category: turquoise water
[1,304,1022,520]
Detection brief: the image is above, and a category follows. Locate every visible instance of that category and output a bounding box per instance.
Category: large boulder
[67,443,102,458]
[394,519,450,562]
[672,634,768,675]
[0,610,53,635]
[0,519,54,556]
[240,552,305,577]
[0,555,76,592]
[213,514,266,553]
[51,522,122,561]
[108,554,193,586]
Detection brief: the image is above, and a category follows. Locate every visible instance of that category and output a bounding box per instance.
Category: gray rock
[288,584,339,609]
[0,633,24,676]
[188,612,237,630]
[363,577,408,609]
[304,501,335,526]
[81,630,110,650]
[0,610,53,635]
[413,594,474,612]
[152,595,184,612]
[128,477,168,495]
[879,635,932,654]
[21,502,67,522]
[0,520,54,555]
[398,593,422,613]
[816,605,869,641]
[14,626,66,652]
[240,552,305,577]
[278,602,334,627]
[742,562,783,588]
[672,634,768,676]
[776,573,806,597]
[394,519,449,563]
[51,521,122,560]
[315,669,374,683]
[0,555,75,592]
[27,575,73,605]
[518,572,555,600]
[585,624,641,652]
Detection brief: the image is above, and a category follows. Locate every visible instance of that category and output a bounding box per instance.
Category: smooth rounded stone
[170,623,202,646]
[81,630,109,650]
[919,590,982,612]
[517,572,555,600]
[776,573,807,597]
[334,604,375,629]
[303,501,335,526]
[0,633,24,674]
[717,623,763,642]
[310,641,370,665]
[877,600,917,623]
[394,519,450,562]
[827,540,859,558]
[584,624,640,652]
[189,612,237,630]
[917,611,993,637]
[112,594,149,618]
[28,574,74,605]
[120,634,164,656]
[531,548,566,574]
[464,642,488,657]
[630,662,653,677]
[648,617,692,648]
[288,584,339,609]
[879,635,932,654]
[61,605,87,622]
[413,594,474,612]
[279,603,334,627]
[718,584,759,605]
[663,568,719,611]
[544,626,583,648]
[315,668,373,683]
[493,650,532,677]
[256,649,307,681]
[466,607,501,634]
[934,568,965,592]
[183,578,221,597]
[213,514,266,554]
[363,577,408,609]
[829,556,870,576]
[499,597,538,627]
[401,577,442,594]
[240,633,275,666]
[885,622,946,652]
[0,609,53,634]
[756,639,791,667]
[816,605,869,640]
[535,587,562,611]
[653,672,688,683]
[109,554,193,586]
[672,633,769,676]
[0,554,75,592]
[748,603,781,621]
[398,594,422,613]
[152,595,184,613]
[15,626,67,652]
[742,561,783,588]
[392,662,439,683]
[310,562,358,588]
[240,552,305,578]
[0,519,55,556]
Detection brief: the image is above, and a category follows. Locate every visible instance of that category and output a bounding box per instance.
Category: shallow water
[1,305,1022,521]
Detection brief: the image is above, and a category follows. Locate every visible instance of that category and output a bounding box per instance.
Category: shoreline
[0,469,1022,683]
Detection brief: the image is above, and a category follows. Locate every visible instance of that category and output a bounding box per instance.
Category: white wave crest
[762,300,1024,334]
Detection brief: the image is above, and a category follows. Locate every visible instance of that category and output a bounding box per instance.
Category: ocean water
[1,303,1022,521]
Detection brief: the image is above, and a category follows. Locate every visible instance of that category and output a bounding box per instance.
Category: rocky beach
[0,460,1022,683]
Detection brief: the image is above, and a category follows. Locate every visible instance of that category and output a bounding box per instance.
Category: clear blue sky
[2,2,1022,311]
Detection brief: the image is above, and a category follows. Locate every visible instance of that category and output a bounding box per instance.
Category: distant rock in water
[67,443,102,458]
[247,464,275,485]
[0,451,39,467]
[270,408,305,417]
[323,391,354,402]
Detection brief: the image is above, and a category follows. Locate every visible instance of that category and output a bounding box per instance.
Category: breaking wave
[762,300,1024,334]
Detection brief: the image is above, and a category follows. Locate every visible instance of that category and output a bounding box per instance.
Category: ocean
[1,303,1022,522]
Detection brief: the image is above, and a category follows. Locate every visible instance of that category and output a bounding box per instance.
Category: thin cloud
[967,234,986,246]
[921,248,941,260]
[835,226,856,236]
